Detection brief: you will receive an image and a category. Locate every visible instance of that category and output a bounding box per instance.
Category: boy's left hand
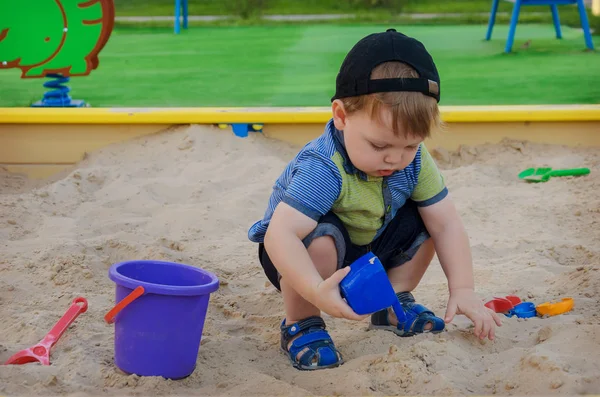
[444,288,502,341]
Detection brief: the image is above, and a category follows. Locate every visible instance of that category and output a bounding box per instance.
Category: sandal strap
[396,291,416,304]
[289,330,332,349]
[405,303,435,317]
[280,316,326,347]
[407,314,445,334]
[397,291,435,316]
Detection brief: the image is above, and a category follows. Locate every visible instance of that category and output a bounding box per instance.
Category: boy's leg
[387,238,435,293]
[258,212,354,370]
[280,236,338,324]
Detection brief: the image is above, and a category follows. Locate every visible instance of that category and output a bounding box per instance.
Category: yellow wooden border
[1,104,600,124]
[2,105,599,179]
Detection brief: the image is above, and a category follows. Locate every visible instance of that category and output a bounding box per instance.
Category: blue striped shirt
[248,119,448,245]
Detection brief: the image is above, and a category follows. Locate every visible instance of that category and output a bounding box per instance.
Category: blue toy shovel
[505,302,537,318]
[340,252,407,324]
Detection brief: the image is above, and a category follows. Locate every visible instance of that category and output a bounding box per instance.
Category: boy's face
[332,101,424,178]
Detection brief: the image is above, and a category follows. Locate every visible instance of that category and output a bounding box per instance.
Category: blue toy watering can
[340,252,407,324]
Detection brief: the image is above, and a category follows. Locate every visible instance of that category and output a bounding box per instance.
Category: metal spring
[41,73,73,106]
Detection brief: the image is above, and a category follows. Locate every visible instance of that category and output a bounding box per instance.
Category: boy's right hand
[313,267,368,321]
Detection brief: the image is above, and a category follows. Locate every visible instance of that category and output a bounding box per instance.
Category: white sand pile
[0,124,598,396]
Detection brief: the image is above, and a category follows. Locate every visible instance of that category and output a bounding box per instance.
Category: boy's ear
[331,100,347,131]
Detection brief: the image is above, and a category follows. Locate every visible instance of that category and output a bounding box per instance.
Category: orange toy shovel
[536,297,574,317]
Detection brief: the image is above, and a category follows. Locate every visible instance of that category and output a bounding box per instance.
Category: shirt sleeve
[410,144,448,207]
[281,152,342,220]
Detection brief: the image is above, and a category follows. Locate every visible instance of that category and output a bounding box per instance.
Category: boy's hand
[444,288,502,341]
[313,267,368,321]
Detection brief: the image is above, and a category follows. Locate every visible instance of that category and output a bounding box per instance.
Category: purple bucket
[107,260,219,379]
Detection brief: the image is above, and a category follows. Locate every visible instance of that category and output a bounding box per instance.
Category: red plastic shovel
[4,297,88,366]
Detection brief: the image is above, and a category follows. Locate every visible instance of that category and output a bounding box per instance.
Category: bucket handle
[104,286,145,324]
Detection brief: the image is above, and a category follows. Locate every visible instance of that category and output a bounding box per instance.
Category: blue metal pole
[505,0,522,52]
[174,0,181,34]
[550,4,563,39]
[486,0,500,40]
[182,0,188,29]
[576,0,595,50]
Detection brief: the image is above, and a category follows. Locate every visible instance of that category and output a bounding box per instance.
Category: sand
[0,124,599,396]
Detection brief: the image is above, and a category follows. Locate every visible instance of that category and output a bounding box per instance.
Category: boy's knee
[418,238,435,261]
[306,236,338,278]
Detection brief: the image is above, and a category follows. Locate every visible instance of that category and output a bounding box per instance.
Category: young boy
[248,29,502,371]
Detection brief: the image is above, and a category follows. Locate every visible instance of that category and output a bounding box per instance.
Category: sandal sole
[280,348,344,371]
[368,323,444,337]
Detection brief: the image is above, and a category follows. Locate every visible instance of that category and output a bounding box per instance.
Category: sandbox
[0,106,599,396]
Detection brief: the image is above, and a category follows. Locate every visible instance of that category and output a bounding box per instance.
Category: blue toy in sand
[505,301,538,318]
[340,252,407,322]
[341,252,446,337]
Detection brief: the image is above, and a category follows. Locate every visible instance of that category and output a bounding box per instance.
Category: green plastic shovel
[518,167,590,182]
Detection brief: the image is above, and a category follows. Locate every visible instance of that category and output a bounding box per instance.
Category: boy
[248,29,501,371]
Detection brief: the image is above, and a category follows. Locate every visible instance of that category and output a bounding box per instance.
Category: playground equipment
[0,0,115,107]
[174,0,189,34]
[486,0,595,52]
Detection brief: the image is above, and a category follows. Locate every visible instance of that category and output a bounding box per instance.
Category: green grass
[111,0,599,37]
[114,0,357,16]
[113,0,578,16]
[1,24,598,107]
[402,0,561,13]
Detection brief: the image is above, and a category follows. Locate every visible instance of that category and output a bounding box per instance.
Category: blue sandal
[280,316,343,370]
[369,292,445,337]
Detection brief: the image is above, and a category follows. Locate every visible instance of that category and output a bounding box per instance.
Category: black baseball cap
[331,28,440,103]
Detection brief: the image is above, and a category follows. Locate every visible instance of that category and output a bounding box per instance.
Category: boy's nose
[384,153,402,166]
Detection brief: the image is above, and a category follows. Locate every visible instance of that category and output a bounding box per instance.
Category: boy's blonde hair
[340,62,441,139]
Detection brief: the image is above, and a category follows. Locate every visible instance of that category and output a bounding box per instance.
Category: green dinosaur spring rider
[0,0,115,107]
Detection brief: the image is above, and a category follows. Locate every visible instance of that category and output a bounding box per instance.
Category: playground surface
[1,24,598,107]
[1,124,599,395]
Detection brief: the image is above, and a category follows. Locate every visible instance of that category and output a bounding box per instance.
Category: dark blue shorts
[258,200,430,291]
